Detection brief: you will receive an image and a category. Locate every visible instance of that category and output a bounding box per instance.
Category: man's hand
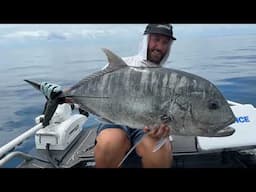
[143,123,170,140]
[40,82,63,100]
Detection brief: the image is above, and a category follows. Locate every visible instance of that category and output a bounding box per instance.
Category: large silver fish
[62,48,236,137]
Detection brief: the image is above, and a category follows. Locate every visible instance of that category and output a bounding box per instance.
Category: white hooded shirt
[103,34,173,69]
[123,34,172,67]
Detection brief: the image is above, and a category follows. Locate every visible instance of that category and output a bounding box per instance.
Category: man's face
[147,34,172,64]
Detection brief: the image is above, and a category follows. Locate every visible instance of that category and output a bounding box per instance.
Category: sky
[1,24,256,46]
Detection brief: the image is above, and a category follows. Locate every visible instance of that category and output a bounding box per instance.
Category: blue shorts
[96,123,145,146]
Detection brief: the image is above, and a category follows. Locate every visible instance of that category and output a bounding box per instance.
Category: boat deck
[17,127,256,168]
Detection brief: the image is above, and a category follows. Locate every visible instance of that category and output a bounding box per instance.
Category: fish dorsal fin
[68,48,128,92]
[102,48,128,71]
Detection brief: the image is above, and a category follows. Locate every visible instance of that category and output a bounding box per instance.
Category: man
[94,24,176,168]
[40,24,176,168]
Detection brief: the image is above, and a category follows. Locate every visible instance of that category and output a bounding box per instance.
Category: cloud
[3,24,255,44]
[47,32,67,40]
[0,24,145,42]
[3,30,49,39]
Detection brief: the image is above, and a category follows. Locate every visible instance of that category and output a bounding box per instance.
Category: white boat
[0,100,256,168]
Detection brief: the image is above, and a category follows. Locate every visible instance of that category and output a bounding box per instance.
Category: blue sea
[0,24,256,167]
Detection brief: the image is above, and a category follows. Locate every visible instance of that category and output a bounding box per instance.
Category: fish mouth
[210,117,236,137]
[219,116,236,129]
[213,126,235,137]
[198,116,235,130]
[197,116,236,137]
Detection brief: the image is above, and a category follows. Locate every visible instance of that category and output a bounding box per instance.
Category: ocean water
[0,24,256,167]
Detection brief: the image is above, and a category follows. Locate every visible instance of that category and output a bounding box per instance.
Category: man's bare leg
[94,128,131,168]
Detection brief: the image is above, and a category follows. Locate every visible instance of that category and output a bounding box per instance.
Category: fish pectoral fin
[152,137,169,152]
[69,95,110,99]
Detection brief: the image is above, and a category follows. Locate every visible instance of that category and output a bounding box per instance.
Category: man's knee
[94,128,131,167]
[96,128,130,149]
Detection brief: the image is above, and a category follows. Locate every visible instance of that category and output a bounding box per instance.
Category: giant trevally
[65,48,236,137]
[25,48,236,138]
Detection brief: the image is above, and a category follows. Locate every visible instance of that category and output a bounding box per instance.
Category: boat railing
[0,151,49,167]
[0,123,44,167]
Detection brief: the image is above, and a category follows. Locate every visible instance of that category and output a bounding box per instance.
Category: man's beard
[148,49,164,64]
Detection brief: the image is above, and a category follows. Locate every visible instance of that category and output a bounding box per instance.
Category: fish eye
[208,101,219,110]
